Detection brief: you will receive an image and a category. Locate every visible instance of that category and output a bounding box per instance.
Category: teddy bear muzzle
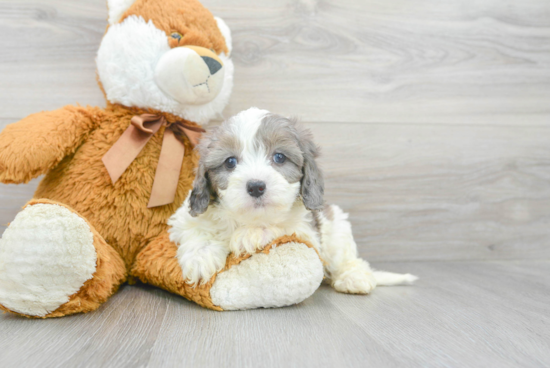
[154,45,225,106]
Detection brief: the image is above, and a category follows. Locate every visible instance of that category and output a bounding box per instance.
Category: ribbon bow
[102,114,205,208]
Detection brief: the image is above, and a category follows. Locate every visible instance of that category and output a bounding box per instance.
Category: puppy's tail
[373,271,418,286]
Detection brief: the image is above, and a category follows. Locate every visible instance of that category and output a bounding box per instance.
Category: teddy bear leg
[131,233,324,311]
[209,240,325,310]
[0,199,127,318]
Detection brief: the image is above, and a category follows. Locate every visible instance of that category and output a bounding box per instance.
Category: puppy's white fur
[168,108,417,293]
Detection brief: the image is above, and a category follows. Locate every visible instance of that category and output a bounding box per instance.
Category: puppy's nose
[247,180,266,198]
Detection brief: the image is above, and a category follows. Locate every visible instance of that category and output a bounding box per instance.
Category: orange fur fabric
[0,103,199,317]
[32,104,200,269]
[121,0,228,54]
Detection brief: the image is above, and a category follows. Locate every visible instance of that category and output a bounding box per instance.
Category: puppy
[168,108,417,293]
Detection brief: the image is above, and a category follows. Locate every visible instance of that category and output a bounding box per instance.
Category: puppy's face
[189,108,324,221]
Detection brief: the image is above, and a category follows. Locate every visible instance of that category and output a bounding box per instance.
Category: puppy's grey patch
[208,165,231,192]
[189,162,211,217]
[256,114,304,183]
[189,122,244,215]
[201,125,243,171]
[296,125,324,211]
[204,124,245,188]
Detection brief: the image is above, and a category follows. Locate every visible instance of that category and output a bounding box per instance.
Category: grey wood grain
[0,177,40,228]
[0,261,548,368]
[0,0,549,125]
[311,122,550,262]
[0,1,549,367]
[216,0,550,125]
[0,1,106,119]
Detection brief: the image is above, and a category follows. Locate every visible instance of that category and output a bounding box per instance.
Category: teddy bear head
[97,0,233,124]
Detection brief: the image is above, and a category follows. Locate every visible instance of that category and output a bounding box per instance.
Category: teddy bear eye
[171,32,182,42]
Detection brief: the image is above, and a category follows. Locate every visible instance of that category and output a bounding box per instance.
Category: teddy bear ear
[107,0,138,25]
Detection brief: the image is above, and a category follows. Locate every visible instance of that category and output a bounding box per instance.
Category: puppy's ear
[298,126,325,211]
[189,132,216,217]
[189,164,210,217]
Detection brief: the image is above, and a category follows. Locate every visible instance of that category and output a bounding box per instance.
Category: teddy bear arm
[0,105,100,184]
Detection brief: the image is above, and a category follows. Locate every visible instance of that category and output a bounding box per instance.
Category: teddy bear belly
[32,136,198,269]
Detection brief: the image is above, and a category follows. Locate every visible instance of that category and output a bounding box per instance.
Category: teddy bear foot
[0,199,126,318]
[210,242,324,310]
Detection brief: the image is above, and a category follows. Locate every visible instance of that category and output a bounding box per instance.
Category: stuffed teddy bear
[0,0,324,318]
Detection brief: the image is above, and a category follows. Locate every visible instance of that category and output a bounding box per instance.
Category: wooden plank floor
[0,261,549,368]
[0,0,549,367]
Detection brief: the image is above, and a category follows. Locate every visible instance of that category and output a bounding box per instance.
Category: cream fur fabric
[0,204,97,317]
[210,243,324,310]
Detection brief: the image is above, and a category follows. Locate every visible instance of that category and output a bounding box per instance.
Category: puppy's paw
[177,242,229,286]
[332,270,377,294]
[229,227,279,256]
[331,260,377,294]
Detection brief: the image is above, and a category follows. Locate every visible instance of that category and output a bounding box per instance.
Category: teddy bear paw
[0,203,97,317]
[210,242,324,310]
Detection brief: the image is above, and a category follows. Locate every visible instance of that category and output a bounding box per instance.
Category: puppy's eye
[225,157,237,169]
[273,153,286,164]
[171,32,182,42]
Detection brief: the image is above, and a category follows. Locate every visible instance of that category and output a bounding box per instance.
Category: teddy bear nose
[201,56,222,75]
[154,45,225,105]
[247,180,266,198]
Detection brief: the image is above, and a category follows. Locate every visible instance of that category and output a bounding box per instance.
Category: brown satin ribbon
[102,113,205,208]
